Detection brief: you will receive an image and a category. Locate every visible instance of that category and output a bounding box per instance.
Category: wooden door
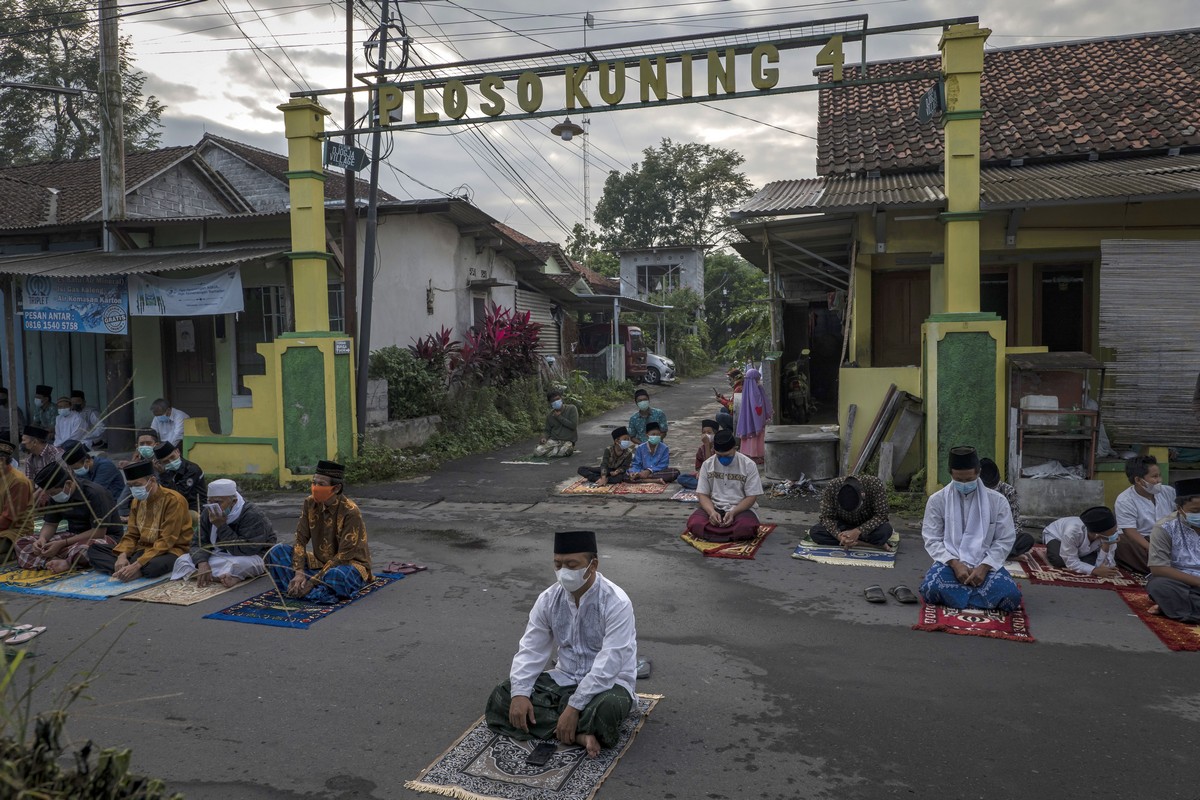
[871,270,930,367]
[162,316,219,433]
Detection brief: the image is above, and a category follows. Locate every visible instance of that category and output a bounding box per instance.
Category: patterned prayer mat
[679,525,777,560]
[1016,545,1146,590]
[1118,590,1200,652]
[8,570,169,600]
[912,600,1036,643]
[202,572,403,629]
[790,532,901,568]
[502,455,552,465]
[671,490,699,502]
[120,574,264,606]
[559,478,615,495]
[611,481,670,495]
[0,565,86,594]
[406,694,661,800]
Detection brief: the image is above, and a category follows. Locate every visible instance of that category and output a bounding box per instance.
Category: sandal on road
[3,626,46,645]
[864,585,886,604]
[888,585,918,604]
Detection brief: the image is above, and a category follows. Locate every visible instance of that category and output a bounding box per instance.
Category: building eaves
[0,244,289,277]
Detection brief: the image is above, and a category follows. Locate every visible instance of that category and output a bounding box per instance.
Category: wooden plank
[854,386,903,476]
[884,395,925,474]
[851,383,895,474]
[840,403,857,476]
[878,442,895,487]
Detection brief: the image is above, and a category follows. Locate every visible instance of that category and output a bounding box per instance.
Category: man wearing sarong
[629,422,678,483]
[1114,455,1176,576]
[264,460,371,603]
[626,388,667,444]
[980,457,1034,559]
[88,460,192,581]
[172,478,275,587]
[534,390,578,458]
[809,474,893,548]
[17,462,120,572]
[153,441,208,513]
[0,440,34,559]
[486,530,636,759]
[919,446,1021,611]
[1041,507,1121,577]
[1146,478,1200,623]
[686,430,764,542]
[576,427,634,485]
[677,419,718,491]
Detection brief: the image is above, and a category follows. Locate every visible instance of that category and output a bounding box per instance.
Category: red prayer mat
[912,600,1036,643]
[1017,545,1146,590]
[679,525,777,560]
[1118,589,1200,652]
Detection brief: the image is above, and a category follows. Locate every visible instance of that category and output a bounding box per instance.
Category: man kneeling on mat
[1041,507,1121,577]
[1146,478,1200,623]
[810,474,892,549]
[685,429,764,542]
[486,530,636,759]
[919,445,1021,611]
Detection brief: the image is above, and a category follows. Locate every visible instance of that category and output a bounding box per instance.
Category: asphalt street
[4,370,1197,799]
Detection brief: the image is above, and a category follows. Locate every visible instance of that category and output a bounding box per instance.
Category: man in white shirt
[485,530,637,759]
[70,390,106,449]
[52,397,87,449]
[919,446,1022,611]
[1042,506,1121,577]
[149,398,189,446]
[1146,478,1200,622]
[1114,455,1176,576]
[686,429,765,542]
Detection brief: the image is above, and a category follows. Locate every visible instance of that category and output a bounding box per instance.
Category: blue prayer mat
[202,572,404,629]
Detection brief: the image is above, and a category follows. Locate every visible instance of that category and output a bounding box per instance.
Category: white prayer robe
[922,484,1016,571]
[151,408,189,446]
[509,572,637,710]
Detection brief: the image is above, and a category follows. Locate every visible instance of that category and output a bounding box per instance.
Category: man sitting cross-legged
[171,478,276,588]
[485,530,636,759]
[264,460,372,604]
[686,429,764,543]
[629,422,679,484]
[88,460,192,581]
[16,462,120,572]
[1042,506,1121,577]
[1146,478,1200,623]
[576,427,634,486]
[676,419,718,491]
[809,474,893,549]
[919,445,1021,611]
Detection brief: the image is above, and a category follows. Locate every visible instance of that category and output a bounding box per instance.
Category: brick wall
[126,163,230,217]
[199,144,289,212]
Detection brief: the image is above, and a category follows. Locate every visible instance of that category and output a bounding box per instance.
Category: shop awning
[0,245,289,277]
[733,214,855,290]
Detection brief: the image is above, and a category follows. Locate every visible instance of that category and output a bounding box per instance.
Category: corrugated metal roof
[0,246,288,277]
[733,153,1200,217]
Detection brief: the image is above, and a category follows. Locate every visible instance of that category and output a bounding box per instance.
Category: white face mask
[51,490,70,504]
[618,439,633,450]
[703,433,713,441]
[556,562,592,593]
[1142,480,1162,495]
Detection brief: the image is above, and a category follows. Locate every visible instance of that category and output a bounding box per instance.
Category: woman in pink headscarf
[735,365,772,464]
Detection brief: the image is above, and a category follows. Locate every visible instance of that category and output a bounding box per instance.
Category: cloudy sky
[123,0,1200,242]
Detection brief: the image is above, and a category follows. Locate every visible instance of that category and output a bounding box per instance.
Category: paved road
[5,371,1197,799]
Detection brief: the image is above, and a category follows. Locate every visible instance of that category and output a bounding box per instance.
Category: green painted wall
[281,346,326,472]
[935,331,996,483]
[130,316,164,430]
[334,352,352,461]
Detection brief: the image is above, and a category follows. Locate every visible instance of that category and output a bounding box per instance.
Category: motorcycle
[782,349,816,424]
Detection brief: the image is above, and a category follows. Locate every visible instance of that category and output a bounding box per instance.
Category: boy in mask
[1147,478,1200,622]
[59,439,124,505]
[577,427,634,485]
[88,460,192,581]
[535,390,578,458]
[1042,506,1121,577]
[630,421,678,484]
[485,530,636,759]
[264,460,372,603]
[18,463,120,572]
[1114,455,1176,576]
[677,419,718,491]
[154,441,207,513]
[626,388,667,444]
[687,429,764,542]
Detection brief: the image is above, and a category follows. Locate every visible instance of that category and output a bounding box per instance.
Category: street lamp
[551,117,585,141]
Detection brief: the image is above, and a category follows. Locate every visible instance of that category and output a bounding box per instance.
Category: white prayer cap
[207,478,237,497]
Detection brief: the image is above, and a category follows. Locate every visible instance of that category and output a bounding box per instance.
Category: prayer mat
[1118,590,1200,652]
[679,525,777,560]
[406,694,661,800]
[502,455,551,465]
[912,600,1036,643]
[671,490,700,502]
[10,570,170,600]
[202,572,404,629]
[1004,560,1028,580]
[119,574,264,606]
[611,481,669,495]
[1016,545,1146,590]
[0,564,86,595]
[790,531,901,568]
[559,478,615,496]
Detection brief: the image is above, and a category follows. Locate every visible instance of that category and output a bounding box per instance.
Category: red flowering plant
[456,304,543,387]
[408,326,462,377]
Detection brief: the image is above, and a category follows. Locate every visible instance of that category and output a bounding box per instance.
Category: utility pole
[342,0,359,340]
[97,0,125,253]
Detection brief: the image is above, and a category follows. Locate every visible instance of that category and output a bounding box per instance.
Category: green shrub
[369,346,445,420]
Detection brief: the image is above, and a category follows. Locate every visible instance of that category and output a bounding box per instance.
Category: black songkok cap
[60,440,88,465]
[610,426,629,440]
[70,389,85,400]
[979,457,1001,489]
[34,385,53,397]
[645,421,662,433]
[121,460,155,481]
[153,441,176,460]
[713,429,737,451]
[315,459,345,480]
[554,530,597,554]
[948,446,980,471]
[837,477,864,512]
[34,462,70,490]
[702,419,719,431]
[22,425,49,441]
[1080,506,1117,533]
[1174,478,1200,502]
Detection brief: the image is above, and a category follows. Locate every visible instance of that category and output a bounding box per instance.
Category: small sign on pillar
[916,81,944,124]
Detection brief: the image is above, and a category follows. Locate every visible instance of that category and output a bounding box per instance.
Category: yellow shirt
[115,485,192,566]
[0,465,34,541]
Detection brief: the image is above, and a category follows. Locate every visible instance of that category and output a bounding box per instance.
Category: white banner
[128,267,244,316]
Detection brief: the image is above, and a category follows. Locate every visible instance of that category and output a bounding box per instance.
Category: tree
[704,252,769,355]
[592,139,754,251]
[564,222,619,278]
[0,0,164,167]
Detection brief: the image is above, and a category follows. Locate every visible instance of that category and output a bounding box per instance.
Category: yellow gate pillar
[922,22,1008,493]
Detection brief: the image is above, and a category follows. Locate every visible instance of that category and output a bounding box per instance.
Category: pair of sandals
[864,585,917,604]
[1,624,46,645]
[385,562,428,576]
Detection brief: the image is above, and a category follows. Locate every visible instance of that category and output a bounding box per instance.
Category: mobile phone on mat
[526,741,556,766]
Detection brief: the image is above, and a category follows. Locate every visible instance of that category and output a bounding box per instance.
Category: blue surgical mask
[647,435,662,445]
[717,454,734,466]
[74,466,89,477]
[138,446,155,458]
[165,458,182,471]
[1104,532,1120,543]
[57,407,70,417]
[953,479,978,494]
[1185,512,1200,527]
[129,485,150,501]
[637,400,650,411]
[551,399,563,410]
[157,414,171,423]
[51,490,70,504]
[618,440,633,450]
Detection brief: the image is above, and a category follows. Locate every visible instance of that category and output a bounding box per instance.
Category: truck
[578,323,648,381]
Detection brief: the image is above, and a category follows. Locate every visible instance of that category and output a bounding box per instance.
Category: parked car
[644,352,676,385]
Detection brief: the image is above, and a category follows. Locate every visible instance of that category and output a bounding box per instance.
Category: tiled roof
[734,152,1200,217]
[818,29,1200,175]
[568,258,619,294]
[544,272,583,289]
[0,177,52,227]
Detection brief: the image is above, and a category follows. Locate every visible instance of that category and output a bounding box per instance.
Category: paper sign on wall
[128,268,244,316]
